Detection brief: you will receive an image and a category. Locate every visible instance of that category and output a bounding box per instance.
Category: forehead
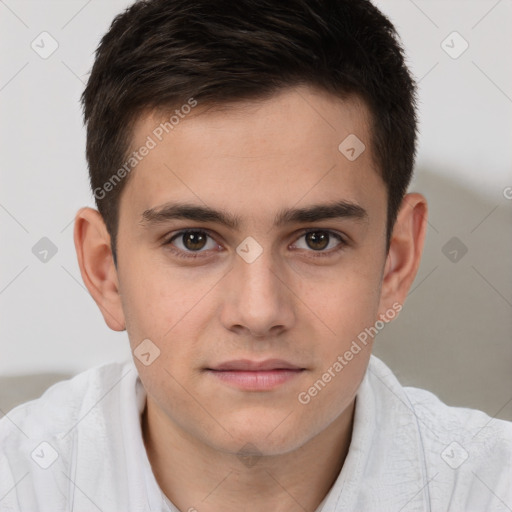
[119,86,385,229]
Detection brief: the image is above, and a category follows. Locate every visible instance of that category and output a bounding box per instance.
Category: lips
[205,359,306,391]
[208,359,305,372]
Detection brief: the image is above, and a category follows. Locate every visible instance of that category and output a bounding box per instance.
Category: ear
[73,207,126,331]
[378,192,428,315]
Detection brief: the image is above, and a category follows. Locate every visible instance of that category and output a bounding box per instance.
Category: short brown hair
[81,0,418,266]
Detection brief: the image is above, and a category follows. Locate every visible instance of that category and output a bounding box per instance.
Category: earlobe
[73,207,126,331]
[379,192,428,311]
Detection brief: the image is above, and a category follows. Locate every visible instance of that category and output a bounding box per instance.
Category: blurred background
[0,0,511,419]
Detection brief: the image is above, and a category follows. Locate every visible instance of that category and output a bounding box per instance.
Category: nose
[219,247,296,338]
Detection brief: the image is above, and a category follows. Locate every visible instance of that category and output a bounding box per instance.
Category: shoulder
[402,381,512,461]
[0,360,134,442]
[0,360,137,510]
[406,384,512,508]
[367,355,512,451]
[367,356,512,507]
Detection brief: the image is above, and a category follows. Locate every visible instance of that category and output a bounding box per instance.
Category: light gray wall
[0,1,511,420]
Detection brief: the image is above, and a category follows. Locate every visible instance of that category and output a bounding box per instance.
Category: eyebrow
[140,199,368,230]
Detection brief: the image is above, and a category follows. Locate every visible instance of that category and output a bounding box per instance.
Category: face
[113,86,391,455]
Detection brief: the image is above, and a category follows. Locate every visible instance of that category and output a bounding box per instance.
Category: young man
[1,0,511,510]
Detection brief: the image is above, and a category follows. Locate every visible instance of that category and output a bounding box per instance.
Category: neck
[142,398,355,512]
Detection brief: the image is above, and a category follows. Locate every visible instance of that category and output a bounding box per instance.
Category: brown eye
[181,231,207,251]
[305,231,330,251]
[293,229,346,256]
[166,230,217,254]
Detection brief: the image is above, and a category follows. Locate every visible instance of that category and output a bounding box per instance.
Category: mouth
[205,359,306,391]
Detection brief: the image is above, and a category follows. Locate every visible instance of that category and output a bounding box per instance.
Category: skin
[74,85,427,512]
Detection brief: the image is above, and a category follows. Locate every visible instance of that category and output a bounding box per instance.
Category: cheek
[295,276,379,426]
[119,264,226,395]
[119,254,214,339]
[297,258,382,346]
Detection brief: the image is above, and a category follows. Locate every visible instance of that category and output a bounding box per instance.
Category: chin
[206,421,311,459]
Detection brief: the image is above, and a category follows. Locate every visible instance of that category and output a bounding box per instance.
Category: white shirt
[0,355,510,511]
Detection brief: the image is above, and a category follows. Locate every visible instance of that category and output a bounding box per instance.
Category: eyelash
[163,229,347,260]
